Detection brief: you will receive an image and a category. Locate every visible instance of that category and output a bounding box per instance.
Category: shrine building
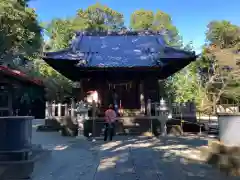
[43,31,196,112]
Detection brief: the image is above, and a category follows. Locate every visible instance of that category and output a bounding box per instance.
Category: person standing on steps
[104,104,117,141]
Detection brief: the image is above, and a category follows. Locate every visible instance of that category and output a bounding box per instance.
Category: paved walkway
[32,120,239,180]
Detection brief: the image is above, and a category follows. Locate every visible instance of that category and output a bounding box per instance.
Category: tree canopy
[206,20,240,48]
[44,3,125,51]
[43,19,74,51]
[76,3,125,32]
[130,9,181,47]
[168,20,240,112]
[0,0,42,65]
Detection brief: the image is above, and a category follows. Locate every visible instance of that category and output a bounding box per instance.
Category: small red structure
[0,65,45,118]
[0,65,43,86]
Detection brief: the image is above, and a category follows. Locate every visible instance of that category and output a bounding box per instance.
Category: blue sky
[29,0,240,53]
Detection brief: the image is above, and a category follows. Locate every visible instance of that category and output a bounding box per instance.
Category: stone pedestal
[76,113,87,140]
[76,104,89,139]
[0,116,52,179]
[159,114,168,136]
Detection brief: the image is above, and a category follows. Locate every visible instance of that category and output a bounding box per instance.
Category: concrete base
[0,160,34,179]
[0,145,51,180]
[218,114,240,146]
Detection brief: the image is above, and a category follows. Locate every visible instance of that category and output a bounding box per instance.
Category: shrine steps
[84,116,161,137]
[84,116,205,137]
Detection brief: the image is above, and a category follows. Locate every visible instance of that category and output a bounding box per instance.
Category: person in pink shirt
[104,104,117,141]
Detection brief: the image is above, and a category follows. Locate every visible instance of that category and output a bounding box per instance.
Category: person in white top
[104,104,117,141]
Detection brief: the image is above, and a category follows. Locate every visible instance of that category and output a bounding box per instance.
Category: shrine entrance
[107,81,139,109]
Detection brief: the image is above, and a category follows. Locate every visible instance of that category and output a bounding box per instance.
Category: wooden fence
[45,100,239,122]
[45,100,197,120]
[216,104,239,113]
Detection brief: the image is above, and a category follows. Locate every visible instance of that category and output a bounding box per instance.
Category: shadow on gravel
[93,135,238,180]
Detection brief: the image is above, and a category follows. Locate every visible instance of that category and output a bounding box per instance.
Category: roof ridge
[75,30,166,37]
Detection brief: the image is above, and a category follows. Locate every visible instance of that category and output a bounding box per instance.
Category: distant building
[0,65,45,118]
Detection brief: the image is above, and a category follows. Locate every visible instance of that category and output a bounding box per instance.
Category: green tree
[43,19,75,51]
[204,21,240,101]
[44,3,125,51]
[130,9,154,30]
[130,9,182,47]
[41,18,83,100]
[166,63,206,106]
[76,3,125,32]
[167,20,240,113]
[152,10,181,46]
[206,20,240,48]
[0,0,74,101]
[0,0,42,65]
[169,23,240,113]
[170,21,240,112]
[165,42,207,110]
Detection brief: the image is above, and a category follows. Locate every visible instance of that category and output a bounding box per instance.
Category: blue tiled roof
[44,33,195,68]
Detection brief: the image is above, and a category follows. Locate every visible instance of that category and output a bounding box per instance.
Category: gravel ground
[31,119,239,180]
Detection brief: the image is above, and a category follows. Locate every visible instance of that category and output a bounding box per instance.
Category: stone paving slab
[32,148,98,180]
[32,120,99,180]
[114,153,136,180]
[31,120,239,180]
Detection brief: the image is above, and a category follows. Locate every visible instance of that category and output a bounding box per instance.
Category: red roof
[0,65,43,86]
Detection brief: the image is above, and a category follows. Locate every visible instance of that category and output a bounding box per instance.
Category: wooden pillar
[46,101,52,118]
[147,99,151,116]
[52,101,56,118]
[143,79,150,114]
[70,98,75,117]
[8,88,13,116]
[96,79,103,106]
[58,103,61,119]
[147,99,153,133]
[103,83,108,107]
[140,81,145,113]
[45,101,49,119]
[73,81,82,101]
[80,80,84,100]
[158,79,163,100]
[64,103,68,117]
[213,94,217,114]
[92,100,97,137]
[104,81,110,108]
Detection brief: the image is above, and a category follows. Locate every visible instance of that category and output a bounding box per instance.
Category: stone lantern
[75,101,90,139]
[156,98,169,136]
